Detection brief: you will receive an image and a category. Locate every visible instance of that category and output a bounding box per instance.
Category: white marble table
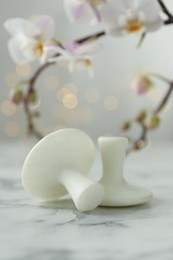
[0,141,173,260]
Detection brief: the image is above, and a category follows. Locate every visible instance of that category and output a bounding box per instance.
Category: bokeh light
[4,122,20,138]
[5,73,19,87]
[0,100,17,116]
[63,83,77,94]
[79,108,94,124]
[85,88,100,103]
[16,62,31,77]
[104,96,119,111]
[63,93,78,109]
[57,83,77,102]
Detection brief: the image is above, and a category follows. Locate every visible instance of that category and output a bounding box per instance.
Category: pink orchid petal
[91,7,102,22]
[72,3,86,20]
[63,41,79,53]
[64,0,98,23]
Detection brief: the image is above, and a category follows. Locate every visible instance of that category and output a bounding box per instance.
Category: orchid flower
[4,16,55,63]
[44,41,100,77]
[131,73,153,95]
[63,0,107,23]
[100,0,163,36]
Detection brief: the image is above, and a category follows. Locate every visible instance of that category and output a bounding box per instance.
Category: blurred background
[0,0,173,143]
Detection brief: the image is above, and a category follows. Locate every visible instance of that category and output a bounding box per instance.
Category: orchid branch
[157,0,173,24]
[126,75,173,154]
[154,81,173,113]
[22,62,55,139]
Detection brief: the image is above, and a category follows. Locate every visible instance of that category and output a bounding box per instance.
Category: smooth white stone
[22,128,104,212]
[99,137,153,206]
[0,142,173,260]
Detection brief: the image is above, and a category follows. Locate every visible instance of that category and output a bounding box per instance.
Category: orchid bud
[9,87,23,105]
[121,121,131,131]
[32,111,40,118]
[133,140,146,150]
[146,115,160,130]
[131,75,153,95]
[135,110,147,122]
[28,90,37,103]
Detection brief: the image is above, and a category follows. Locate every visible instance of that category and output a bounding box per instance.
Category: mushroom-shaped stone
[98,136,153,207]
[22,128,104,212]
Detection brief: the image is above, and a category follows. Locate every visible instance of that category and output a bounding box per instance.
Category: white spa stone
[99,136,153,207]
[22,128,104,212]
[1,142,173,260]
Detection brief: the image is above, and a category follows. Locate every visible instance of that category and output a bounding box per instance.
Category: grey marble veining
[0,141,173,260]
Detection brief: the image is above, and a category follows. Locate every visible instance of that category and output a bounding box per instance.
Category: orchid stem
[128,79,173,154]
[149,73,171,84]
[158,0,173,24]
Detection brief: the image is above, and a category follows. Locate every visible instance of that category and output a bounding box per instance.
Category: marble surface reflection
[0,142,173,260]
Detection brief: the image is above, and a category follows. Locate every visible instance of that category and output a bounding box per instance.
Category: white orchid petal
[64,0,96,23]
[137,0,161,14]
[40,54,47,65]
[7,38,25,64]
[100,2,121,31]
[74,59,94,77]
[41,46,61,64]
[23,50,37,62]
[146,18,163,32]
[88,66,94,78]
[76,62,85,71]
[113,0,132,11]
[43,46,68,63]
[64,0,84,22]
[20,39,39,62]
[44,45,67,56]
[49,55,71,65]
[68,60,75,73]
[74,42,101,56]
[137,0,163,31]
[57,56,73,67]
[33,15,55,40]
[139,1,163,30]
[108,27,125,37]
[57,55,72,61]
[4,18,40,38]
